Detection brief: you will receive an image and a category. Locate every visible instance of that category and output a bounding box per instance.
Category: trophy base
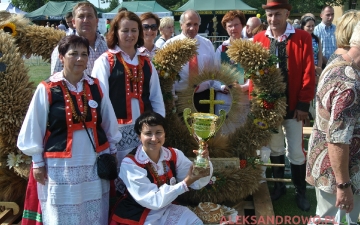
[192,165,211,177]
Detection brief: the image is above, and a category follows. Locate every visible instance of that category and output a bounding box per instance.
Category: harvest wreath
[154,38,287,203]
[0,11,65,204]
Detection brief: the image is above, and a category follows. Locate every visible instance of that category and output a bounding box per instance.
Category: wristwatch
[337,181,351,189]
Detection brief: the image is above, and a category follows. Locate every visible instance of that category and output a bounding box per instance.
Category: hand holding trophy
[183,108,226,175]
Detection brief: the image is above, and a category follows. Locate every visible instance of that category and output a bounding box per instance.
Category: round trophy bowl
[192,113,218,141]
[183,108,226,168]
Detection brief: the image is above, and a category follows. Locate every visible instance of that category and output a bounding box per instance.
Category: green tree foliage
[242,0,346,15]
[156,0,182,10]
[102,0,119,12]
[11,0,82,13]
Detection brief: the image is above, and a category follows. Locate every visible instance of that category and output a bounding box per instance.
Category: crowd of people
[16,0,360,224]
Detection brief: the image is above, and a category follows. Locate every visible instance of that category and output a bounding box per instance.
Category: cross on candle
[199,87,225,114]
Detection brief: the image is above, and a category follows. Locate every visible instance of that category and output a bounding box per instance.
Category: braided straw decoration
[0,12,65,61]
[0,30,34,204]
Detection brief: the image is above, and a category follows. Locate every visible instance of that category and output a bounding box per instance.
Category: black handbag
[82,121,118,180]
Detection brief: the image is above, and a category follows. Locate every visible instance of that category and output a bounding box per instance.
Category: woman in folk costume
[110,111,213,225]
[214,10,250,131]
[91,11,165,192]
[17,35,122,225]
[138,12,160,59]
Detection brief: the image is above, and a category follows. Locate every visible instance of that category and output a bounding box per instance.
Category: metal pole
[98,0,101,8]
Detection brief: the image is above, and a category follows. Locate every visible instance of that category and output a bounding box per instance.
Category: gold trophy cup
[183,108,226,169]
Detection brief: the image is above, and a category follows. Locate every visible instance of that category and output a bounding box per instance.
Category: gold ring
[345,205,350,209]
[341,204,345,208]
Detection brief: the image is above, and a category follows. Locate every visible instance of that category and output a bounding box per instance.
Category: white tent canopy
[0,3,26,15]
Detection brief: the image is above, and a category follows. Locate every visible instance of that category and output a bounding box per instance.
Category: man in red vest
[252,0,315,211]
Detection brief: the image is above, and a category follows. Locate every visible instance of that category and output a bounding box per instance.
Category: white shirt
[163,33,216,92]
[51,33,108,76]
[91,45,165,118]
[138,45,158,60]
[120,145,213,210]
[17,72,122,168]
[265,22,295,42]
[241,27,248,39]
[155,37,166,49]
[66,28,76,36]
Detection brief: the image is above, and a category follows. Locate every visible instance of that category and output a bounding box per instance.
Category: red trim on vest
[168,147,177,165]
[127,147,177,187]
[43,80,109,158]
[113,54,150,125]
[107,52,153,125]
[42,81,52,104]
[107,51,116,75]
[221,45,227,52]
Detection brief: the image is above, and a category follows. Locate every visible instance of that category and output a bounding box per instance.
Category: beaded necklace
[146,161,169,187]
[63,81,88,122]
[119,55,143,83]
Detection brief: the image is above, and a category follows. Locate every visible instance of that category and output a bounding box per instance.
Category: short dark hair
[65,12,73,19]
[321,5,333,13]
[58,35,90,56]
[134,111,167,135]
[107,11,144,49]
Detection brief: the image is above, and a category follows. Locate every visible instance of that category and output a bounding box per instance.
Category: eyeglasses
[142,24,158,31]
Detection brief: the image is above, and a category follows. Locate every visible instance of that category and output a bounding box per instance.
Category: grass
[27,64,50,85]
[270,184,317,217]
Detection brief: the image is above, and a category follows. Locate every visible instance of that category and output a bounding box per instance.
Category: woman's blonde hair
[159,17,174,35]
[350,21,360,47]
[335,10,360,48]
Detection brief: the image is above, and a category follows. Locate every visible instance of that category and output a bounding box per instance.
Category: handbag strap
[81,120,96,153]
